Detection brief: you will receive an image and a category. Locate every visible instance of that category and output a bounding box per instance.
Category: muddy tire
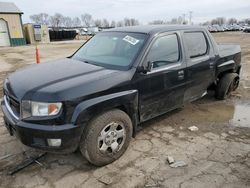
[79,109,133,166]
[215,73,239,100]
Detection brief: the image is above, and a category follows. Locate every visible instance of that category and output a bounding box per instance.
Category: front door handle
[178,70,184,80]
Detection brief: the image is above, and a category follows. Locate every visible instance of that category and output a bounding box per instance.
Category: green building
[0,2,26,46]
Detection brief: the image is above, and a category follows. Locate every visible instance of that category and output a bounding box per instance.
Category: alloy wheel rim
[233,77,239,91]
[98,122,126,155]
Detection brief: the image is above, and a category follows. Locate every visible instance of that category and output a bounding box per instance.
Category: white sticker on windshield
[123,35,139,45]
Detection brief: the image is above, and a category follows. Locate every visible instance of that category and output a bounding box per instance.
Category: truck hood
[6,58,128,101]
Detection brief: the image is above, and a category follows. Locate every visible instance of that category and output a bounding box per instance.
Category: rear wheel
[79,109,133,166]
[215,73,239,100]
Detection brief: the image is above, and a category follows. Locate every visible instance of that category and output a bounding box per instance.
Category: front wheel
[79,109,133,166]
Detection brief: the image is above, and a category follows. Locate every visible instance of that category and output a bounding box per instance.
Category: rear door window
[184,32,208,58]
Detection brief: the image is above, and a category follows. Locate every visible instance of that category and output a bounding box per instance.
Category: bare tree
[202,21,211,26]
[81,13,93,27]
[149,20,165,25]
[130,18,139,26]
[72,17,81,27]
[170,18,178,24]
[211,17,226,25]
[177,16,183,24]
[102,19,110,27]
[116,20,124,27]
[30,13,49,25]
[124,18,131,26]
[110,20,116,28]
[94,19,102,27]
[64,17,73,28]
[217,17,226,25]
[124,18,139,26]
[228,18,238,25]
[211,19,217,25]
[244,18,250,25]
[30,14,40,24]
[49,13,64,29]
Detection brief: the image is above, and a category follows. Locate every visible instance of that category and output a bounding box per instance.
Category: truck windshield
[72,32,147,70]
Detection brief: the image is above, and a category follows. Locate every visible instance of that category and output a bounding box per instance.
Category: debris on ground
[7,152,47,175]
[231,93,242,98]
[0,154,12,161]
[164,126,175,132]
[228,130,239,135]
[145,183,159,187]
[97,175,113,185]
[221,133,228,138]
[188,126,199,132]
[166,156,175,164]
[169,160,187,168]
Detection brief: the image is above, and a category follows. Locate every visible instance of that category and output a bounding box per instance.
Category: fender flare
[71,90,139,135]
[216,60,239,79]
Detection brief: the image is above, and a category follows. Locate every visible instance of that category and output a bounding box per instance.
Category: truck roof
[108,25,204,35]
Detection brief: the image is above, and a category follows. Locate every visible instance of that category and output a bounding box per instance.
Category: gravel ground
[0,32,249,188]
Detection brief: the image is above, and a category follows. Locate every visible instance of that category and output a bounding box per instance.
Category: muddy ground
[0,32,249,188]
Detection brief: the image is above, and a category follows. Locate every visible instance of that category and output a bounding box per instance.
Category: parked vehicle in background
[243,27,250,33]
[207,25,217,33]
[213,25,224,32]
[206,24,249,33]
[1,25,241,166]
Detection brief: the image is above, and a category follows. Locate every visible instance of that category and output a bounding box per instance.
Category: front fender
[71,90,139,128]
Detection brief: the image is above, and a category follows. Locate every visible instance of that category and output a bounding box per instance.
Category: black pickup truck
[1,25,241,166]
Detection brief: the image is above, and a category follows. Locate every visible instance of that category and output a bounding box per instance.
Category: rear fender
[216,52,241,79]
[217,60,236,75]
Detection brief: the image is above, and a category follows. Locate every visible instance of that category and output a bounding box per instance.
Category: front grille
[8,96,20,117]
[4,92,20,119]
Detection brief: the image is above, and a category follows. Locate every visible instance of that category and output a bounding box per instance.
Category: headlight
[21,101,62,119]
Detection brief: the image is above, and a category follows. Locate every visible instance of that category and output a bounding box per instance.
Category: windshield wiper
[73,56,90,64]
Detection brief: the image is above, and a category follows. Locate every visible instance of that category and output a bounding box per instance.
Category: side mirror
[147,61,153,72]
[137,61,153,74]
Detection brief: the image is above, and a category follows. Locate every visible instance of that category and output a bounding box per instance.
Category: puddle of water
[186,102,235,124]
[230,103,250,128]
[184,100,250,128]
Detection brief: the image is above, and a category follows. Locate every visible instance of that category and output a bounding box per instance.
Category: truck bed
[218,44,241,58]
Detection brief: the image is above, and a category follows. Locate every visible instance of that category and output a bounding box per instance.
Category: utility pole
[189,11,193,25]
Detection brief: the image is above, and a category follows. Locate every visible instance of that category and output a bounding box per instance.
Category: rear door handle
[178,70,184,80]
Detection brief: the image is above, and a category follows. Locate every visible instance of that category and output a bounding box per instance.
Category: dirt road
[0,32,249,188]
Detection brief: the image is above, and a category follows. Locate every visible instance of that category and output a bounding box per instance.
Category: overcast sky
[3,0,250,24]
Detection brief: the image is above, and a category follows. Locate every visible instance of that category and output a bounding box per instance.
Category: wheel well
[92,104,134,121]
[236,66,241,75]
[79,104,138,137]
[117,105,128,114]
[217,69,235,80]
[215,70,240,89]
[210,69,239,90]
[116,105,138,137]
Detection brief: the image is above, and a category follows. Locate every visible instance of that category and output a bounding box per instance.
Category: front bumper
[1,99,83,153]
